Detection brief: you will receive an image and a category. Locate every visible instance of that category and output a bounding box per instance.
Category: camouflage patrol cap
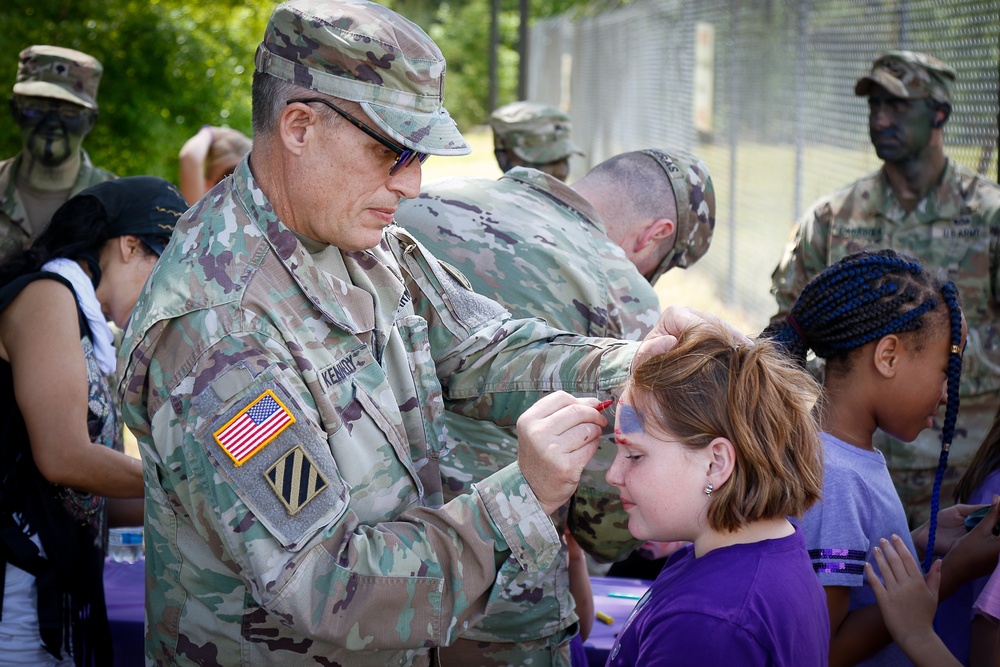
[854,50,956,104]
[489,101,583,164]
[642,148,715,284]
[254,0,469,156]
[13,45,102,110]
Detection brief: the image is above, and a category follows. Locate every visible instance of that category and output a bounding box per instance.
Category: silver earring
[704,482,714,496]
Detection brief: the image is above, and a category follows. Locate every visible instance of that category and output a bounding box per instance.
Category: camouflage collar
[876,157,963,220]
[233,157,405,337]
[502,167,605,233]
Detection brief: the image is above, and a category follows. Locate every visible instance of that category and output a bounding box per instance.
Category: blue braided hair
[923,281,963,571]
[762,249,964,572]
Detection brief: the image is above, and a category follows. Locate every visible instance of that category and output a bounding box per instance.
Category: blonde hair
[205,127,252,181]
[628,321,824,532]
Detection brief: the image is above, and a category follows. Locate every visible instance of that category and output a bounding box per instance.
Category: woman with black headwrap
[0,176,184,666]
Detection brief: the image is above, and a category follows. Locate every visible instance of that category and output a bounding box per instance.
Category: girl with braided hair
[765,248,1000,667]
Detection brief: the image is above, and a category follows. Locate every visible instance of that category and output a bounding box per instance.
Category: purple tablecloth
[104,558,144,667]
[583,576,652,667]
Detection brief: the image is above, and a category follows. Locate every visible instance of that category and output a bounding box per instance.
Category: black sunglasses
[287,98,428,175]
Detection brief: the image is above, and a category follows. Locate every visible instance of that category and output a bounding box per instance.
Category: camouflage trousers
[879,392,998,528]
[438,628,575,667]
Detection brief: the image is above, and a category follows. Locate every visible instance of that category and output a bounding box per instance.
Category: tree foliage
[0,0,607,180]
[0,0,275,182]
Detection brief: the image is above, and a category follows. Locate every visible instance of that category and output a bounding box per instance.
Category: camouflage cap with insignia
[489,101,584,164]
[13,45,103,110]
[854,50,956,104]
[641,148,716,284]
[254,0,469,156]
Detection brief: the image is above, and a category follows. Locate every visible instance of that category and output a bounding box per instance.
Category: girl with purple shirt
[603,320,830,666]
[765,249,1000,666]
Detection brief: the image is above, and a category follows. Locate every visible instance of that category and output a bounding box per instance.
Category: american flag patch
[214,390,295,466]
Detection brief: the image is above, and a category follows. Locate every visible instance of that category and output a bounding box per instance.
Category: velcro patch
[265,445,329,516]
[196,372,349,550]
[213,389,295,466]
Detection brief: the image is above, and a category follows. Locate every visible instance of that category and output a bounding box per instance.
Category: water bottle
[108,527,143,564]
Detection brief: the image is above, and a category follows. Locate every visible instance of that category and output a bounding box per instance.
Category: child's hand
[866,535,939,647]
[517,392,608,516]
[866,535,960,666]
[945,495,1000,580]
[914,503,985,556]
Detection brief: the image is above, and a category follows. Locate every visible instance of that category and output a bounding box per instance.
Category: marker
[596,399,614,411]
[608,592,643,600]
[596,611,614,625]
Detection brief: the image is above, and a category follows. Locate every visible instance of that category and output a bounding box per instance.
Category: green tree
[384,0,618,127]
[0,0,276,181]
[0,0,612,180]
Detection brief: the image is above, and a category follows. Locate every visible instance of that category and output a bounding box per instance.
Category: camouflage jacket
[396,168,658,645]
[771,158,1000,399]
[118,158,638,666]
[0,151,116,256]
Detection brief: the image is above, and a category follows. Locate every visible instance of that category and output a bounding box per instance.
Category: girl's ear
[706,437,736,489]
[873,334,901,378]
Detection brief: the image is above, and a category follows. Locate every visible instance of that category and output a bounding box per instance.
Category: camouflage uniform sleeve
[770,200,834,324]
[393,231,638,423]
[140,328,561,650]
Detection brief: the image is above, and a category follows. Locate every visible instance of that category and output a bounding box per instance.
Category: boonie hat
[641,148,716,284]
[254,0,469,156]
[13,45,102,110]
[82,177,186,256]
[489,101,583,164]
[854,50,956,104]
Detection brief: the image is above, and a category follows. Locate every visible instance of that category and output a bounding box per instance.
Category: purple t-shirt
[606,527,829,666]
[799,432,917,666]
[936,468,1000,664]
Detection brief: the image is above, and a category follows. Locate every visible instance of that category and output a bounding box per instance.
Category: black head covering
[80,176,186,255]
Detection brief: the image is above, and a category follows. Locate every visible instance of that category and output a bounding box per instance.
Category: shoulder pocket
[194,365,349,550]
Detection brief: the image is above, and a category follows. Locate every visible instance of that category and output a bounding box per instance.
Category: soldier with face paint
[771,51,1000,528]
[0,46,115,257]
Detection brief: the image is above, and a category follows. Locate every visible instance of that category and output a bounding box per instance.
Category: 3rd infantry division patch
[265,445,329,515]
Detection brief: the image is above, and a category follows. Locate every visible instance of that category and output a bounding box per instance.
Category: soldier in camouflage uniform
[489,101,583,182]
[117,2,699,665]
[396,148,715,666]
[771,51,1000,527]
[0,46,115,256]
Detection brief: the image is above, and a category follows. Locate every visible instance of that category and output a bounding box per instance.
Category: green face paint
[15,97,93,167]
[867,89,937,165]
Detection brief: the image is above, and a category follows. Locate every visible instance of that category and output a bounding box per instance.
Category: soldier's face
[867,88,936,164]
[291,101,422,250]
[12,95,95,167]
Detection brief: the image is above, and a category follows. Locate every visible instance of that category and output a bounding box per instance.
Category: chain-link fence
[527,0,999,333]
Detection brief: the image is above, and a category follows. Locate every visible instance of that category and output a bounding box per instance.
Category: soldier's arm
[770,204,833,325]
[393,230,634,420]
[135,331,566,650]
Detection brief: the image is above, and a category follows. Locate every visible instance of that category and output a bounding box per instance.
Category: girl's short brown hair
[628,321,824,533]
